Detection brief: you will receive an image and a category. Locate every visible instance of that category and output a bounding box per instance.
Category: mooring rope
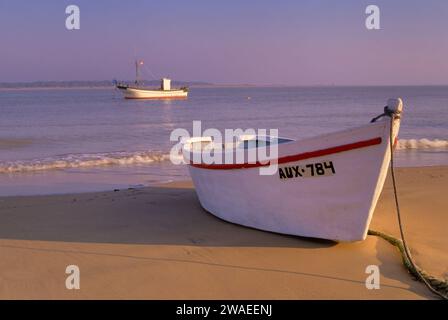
[367,230,448,298]
[368,114,448,300]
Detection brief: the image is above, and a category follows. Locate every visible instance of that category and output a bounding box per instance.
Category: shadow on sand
[0,186,335,249]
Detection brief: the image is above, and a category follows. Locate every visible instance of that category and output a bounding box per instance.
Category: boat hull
[185,117,401,242]
[118,86,188,99]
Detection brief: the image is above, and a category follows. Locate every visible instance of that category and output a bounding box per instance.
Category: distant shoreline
[0,86,116,91]
[0,84,253,91]
[1,81,448,90]
[0,80,213,90]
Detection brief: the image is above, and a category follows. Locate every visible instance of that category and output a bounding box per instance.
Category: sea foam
[0,151,173,174]
[396,138,448,150]
[1,139,446,174]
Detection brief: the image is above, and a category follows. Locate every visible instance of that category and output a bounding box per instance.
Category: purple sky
[1,0,447,85]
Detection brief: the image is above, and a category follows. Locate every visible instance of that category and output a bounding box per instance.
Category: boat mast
[135,60,140,85]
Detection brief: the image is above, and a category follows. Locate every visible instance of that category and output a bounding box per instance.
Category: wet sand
[0,166,446,299]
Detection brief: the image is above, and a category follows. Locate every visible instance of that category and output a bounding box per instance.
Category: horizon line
[1,80,448,88]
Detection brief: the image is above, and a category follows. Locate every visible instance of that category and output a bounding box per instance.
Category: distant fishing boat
[182,99,403,242]
[115,60,188,99]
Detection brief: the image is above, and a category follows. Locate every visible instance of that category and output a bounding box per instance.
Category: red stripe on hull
[189,137,382,170]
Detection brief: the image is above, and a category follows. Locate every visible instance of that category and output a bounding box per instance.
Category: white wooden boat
[182,99,403,242]
[117,84,188,99]
[115,60,188,99]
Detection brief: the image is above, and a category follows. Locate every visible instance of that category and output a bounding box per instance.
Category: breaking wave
[397,138,448,150]
[1,139,446,173]
[0,150,174,174]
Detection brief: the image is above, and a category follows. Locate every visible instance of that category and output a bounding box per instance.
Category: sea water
[0,86,447,195]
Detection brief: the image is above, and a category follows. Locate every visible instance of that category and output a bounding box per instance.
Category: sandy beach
[0,166,446,299]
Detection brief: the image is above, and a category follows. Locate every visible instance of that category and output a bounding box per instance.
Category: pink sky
[0,0,447,85]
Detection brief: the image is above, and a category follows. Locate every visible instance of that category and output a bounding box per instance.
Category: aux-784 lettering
[278,161,335,180]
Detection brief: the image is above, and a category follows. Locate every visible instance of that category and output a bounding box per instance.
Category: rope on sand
[367,229,448,299]
[367,113,448,300]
